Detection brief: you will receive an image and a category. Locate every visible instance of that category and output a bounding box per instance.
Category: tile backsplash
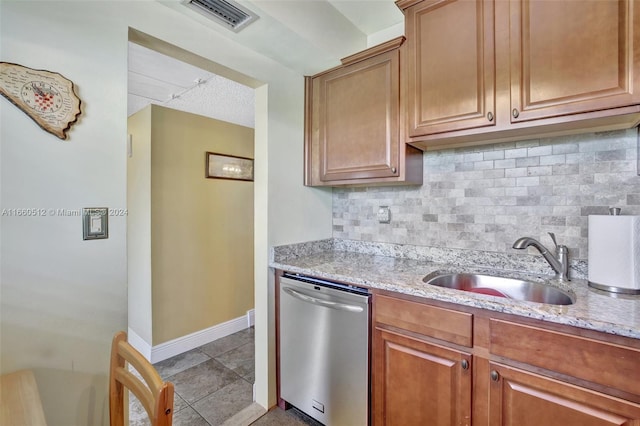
[333,128,640,260]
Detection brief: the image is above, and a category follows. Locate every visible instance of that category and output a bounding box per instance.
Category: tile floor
[129,327,320,426]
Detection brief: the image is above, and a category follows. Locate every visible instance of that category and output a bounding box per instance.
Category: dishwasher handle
[282,287,364,313]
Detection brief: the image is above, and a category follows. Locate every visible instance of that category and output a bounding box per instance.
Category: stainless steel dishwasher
[279,273,370,426]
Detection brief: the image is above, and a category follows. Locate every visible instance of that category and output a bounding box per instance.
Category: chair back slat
[109,331,174,426]
[117,340,164,394]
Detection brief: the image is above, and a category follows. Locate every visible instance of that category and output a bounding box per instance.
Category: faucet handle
[548,232,558,248]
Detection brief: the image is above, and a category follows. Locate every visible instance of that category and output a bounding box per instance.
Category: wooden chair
[109,331,174,426]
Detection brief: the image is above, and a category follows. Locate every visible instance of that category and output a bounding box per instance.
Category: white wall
[127,107,153,347]
[368,22,405,47]
[0,1,332,424]
[1,4,130,425]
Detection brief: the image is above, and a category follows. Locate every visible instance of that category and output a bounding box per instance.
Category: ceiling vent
[183,0,258,32]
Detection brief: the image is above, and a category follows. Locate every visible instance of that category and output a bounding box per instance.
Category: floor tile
[172,405,210,426]
[192,378,253,425]
[128,393,151,426]
[199,328,254,358]
[173,392,189,413]
[250,407,322,426]
[242,369,255,384]
[170,358,240,404]
[215,341,254,380]
[129,327,257,425]
[154,348,210,379]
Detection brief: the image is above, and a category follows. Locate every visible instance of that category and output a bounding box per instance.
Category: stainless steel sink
[423,272,575,305]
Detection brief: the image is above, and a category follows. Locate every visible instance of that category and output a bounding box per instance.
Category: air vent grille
[184,0,258,32]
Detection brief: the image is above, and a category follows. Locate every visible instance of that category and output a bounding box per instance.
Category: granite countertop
[270,239,640,340]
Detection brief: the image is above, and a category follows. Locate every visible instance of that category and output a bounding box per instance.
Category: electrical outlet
[377,206,391,224]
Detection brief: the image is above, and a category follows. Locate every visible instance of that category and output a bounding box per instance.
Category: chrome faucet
[512,233,570,281]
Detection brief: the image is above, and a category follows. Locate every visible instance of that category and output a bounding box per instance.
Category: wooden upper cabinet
[510,0,640,123]
[305,37,423,186]
[319,49,399,181]
[398,0,640,149]
[403,0,496,137]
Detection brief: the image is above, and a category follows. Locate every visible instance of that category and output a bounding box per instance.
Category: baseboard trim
[127,327,152,361]
[150,312,253,363]
[246,309,255,327]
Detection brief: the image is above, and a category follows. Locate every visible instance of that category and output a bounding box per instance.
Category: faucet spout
[512,236,570,281]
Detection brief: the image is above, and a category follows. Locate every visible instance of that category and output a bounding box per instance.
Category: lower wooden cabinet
[372,327,471,426]
[489,363,640,426]
[371,292,640,426]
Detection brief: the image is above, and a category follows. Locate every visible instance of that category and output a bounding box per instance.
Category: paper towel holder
[588,281,640,295]
[587,211,640,295]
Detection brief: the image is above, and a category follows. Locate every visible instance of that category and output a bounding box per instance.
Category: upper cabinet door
[305,37,423,187]
[317,48,400,182]
[510,0,640,123]
[404,0,496,137]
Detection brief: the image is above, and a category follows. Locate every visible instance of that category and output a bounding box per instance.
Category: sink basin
[423,272,575,305]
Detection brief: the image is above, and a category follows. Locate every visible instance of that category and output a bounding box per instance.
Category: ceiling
[128,0,404,124]
[128,42,257,126]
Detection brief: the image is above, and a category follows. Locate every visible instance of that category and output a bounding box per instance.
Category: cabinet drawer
[490,319,640,397]
[374,294,473,346]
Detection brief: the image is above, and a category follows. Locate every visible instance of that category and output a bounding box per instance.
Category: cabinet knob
[391,167,397,174]
[490,370,500,382]
[512,108,520,118]
[461,359,469,370]
[487,111,494,122]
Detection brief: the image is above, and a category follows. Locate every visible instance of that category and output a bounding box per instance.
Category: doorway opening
[125,30,261,424]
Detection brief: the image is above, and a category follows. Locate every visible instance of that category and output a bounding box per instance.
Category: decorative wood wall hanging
[0,62,82,140]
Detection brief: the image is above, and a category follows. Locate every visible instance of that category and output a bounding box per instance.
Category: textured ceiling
[128,42,255,127]
[127,0,403,126]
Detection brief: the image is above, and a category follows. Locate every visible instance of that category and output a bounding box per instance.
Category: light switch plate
[83,207,109,240]
[377,206,391,224]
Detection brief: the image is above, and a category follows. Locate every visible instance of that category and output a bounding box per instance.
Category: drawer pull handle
[461,359,469,370]
[490,370,500,382]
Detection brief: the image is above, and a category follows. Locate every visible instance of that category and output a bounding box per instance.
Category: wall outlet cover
[377,206,391,223]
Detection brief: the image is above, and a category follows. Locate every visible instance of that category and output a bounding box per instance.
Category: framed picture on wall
[205,152,254,181]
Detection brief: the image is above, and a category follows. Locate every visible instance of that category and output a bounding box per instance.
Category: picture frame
[206,152,254,181]
[82,207,108,240]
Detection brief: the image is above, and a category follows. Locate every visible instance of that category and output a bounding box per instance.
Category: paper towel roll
[588,215,640,293]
